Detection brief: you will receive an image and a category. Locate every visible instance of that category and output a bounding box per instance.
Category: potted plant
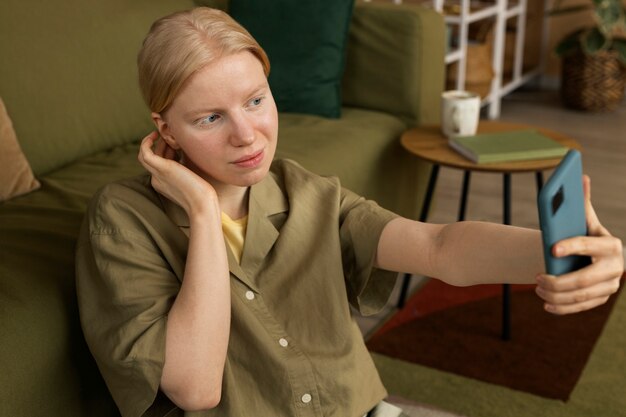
[551,0,626,111]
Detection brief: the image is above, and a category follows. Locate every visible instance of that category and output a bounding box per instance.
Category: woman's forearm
[431,220,545,286]
[160,201,231,411]
[377,217,545,286]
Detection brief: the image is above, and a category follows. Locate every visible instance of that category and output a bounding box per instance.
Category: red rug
[367,279,622,401]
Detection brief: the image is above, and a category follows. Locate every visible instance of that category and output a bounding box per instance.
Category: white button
[245,291,255,300]
[301,393,312,404]
[278,338,289,347]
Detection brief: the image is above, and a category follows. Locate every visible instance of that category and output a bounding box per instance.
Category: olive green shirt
[76,159,399,417]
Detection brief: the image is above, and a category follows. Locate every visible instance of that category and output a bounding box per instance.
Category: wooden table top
[401,121,582,173]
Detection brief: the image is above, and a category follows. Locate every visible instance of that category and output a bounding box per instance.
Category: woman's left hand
[535,175,624,315]
[138,131,219,217]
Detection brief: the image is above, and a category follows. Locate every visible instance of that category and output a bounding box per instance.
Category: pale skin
[138,51,624,411]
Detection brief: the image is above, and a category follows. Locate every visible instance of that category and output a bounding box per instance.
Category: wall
[543,0,596,79]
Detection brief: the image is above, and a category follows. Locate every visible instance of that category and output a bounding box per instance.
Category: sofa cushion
[0,143,144,416]
[0,97,40,201]
[342,2,446,127]
[0,0,196,176]
[277,107,429,218]
[229,0,354,118]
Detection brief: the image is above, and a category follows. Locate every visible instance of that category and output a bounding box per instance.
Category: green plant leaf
[582,27,610,54]
[592,0,624,33]
[612,38,626,65]
[555,29,585,56]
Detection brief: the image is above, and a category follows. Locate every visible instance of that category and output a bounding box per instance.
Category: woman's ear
[151,112,181,150]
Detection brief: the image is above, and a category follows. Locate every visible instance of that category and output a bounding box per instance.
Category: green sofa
[0,0,444,415]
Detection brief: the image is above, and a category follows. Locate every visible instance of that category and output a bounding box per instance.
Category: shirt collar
[157,168,289,228]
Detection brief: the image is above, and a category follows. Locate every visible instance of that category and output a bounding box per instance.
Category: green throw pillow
[229,0,355,118]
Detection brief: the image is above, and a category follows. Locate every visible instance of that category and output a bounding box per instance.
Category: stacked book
[448,129,569,164]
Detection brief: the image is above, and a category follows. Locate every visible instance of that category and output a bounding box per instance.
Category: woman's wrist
[188,196,222,228]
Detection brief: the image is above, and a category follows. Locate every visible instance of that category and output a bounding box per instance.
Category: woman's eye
[249,97,263,107]
[197,114,220,125]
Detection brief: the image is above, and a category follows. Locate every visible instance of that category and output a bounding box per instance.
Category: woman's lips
[232,149,264,168]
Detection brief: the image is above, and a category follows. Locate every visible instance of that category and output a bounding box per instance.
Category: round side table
[398,121,582,341]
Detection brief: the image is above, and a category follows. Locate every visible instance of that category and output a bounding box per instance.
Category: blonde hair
[137,7,270,113]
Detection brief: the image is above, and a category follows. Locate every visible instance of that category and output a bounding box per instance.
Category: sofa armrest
[342,1,446,126]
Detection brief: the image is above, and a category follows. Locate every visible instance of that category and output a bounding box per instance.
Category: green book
[448,129,569,164]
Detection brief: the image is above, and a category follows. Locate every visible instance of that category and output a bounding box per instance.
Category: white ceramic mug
[441,90,481,138]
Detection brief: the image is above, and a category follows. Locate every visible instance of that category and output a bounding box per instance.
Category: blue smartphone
[537,149,591,275]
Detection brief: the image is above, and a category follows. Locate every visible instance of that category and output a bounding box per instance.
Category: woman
[75,7,623,417]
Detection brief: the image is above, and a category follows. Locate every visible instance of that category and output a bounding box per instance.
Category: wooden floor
[356,88,626,337]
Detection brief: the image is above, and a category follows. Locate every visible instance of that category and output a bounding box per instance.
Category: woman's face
[154,51,278,191]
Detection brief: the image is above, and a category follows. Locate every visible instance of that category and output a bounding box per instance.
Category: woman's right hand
[138,131,218,217]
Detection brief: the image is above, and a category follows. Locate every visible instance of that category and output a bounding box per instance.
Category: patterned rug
[367,279,622,401]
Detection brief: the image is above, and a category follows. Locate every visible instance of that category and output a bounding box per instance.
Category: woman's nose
[230,113,255,146]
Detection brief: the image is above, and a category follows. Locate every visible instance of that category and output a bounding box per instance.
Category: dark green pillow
[230,0,355,118]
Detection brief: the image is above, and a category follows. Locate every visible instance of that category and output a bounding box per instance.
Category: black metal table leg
[501,172,544,340]
[502,282,511,340]
[503,173,512,225]
[419,164,441,223]
[535,171,544,193]
[397,164,440,309]
[502,173,512,341]
[458,170,471,221]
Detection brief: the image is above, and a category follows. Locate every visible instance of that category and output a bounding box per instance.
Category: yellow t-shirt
[221,212,248,264]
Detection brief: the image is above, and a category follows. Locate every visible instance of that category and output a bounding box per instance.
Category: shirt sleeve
[75,185,181,417]
[339,187,400,316]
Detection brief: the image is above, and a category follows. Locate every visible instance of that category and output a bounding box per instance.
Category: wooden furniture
[397,120,581,340]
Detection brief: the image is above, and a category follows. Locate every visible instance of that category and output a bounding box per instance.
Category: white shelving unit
[442,0,545,118]
[394,0,542,119]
